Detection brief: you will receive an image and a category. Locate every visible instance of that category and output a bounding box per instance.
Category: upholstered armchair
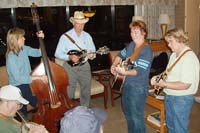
[0,66,8,87]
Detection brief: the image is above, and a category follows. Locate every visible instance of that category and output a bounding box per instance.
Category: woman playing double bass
[6,27,46,118]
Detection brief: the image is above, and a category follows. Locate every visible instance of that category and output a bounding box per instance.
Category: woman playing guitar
[110,20,153,133]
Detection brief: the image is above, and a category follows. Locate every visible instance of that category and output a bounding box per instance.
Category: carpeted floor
[90,82,200,133]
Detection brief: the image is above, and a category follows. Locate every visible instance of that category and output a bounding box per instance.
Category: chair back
[55,58,65,67]
[0,66,8,86]
[108,51,120,66]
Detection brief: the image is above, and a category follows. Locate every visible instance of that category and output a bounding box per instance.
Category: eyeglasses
[15,101,23,110]
[5,100,23,110]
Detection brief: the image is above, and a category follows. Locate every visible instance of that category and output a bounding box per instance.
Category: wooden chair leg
[104,87,108,109]
[111,90,115,107]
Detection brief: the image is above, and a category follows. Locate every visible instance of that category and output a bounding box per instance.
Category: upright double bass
[30,3,74,133]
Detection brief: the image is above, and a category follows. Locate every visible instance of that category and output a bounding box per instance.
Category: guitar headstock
[96,46,110,55]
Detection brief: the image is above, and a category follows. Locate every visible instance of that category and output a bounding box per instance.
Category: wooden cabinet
[175,0,200,54]
[145,40,169,133]
[149,40,169,52]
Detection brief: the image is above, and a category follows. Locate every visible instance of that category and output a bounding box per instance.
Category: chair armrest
[92,69,111,83]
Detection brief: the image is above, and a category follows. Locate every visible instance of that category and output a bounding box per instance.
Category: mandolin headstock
[96,46,110,55]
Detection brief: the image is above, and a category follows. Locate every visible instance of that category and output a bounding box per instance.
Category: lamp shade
[158,14,170,24]
[132,16,145,22]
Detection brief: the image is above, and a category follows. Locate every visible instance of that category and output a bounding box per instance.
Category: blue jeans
[122,83,148,133]
[17,84,38,116]
[165,95,194,133]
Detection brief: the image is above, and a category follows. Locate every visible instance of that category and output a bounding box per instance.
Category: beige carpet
[90,85,200,133]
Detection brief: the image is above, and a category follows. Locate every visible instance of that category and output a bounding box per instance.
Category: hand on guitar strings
[151,76,166,88]
[115,65,127,75]
[110,65,117,75]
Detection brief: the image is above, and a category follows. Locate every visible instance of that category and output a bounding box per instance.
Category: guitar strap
[64,33,83,51]
[129,42,147,62]
[153,49,191,96]
[166,49,191,73]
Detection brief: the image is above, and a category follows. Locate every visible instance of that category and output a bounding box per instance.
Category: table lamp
[158,14,170,39]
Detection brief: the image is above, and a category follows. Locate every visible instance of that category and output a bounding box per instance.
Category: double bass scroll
[30,3,75,133]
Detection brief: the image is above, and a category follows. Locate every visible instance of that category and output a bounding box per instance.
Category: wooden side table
[145,95,167,133]
[149,40,169,52]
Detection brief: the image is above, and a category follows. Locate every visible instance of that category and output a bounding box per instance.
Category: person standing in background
[55,11,96,107]
[6,27,45,118]
[151,28,199,133]
[111,20,152,133]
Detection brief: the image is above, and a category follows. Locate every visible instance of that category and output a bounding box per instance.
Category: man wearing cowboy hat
[55,11,96,107]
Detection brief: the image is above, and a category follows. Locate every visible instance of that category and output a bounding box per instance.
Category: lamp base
[160,24,168,39]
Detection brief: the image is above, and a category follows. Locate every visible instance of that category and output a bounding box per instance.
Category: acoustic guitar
[111,43,146,92]
[111,58,131,92]
[153,71,167,96]
[153,49,191,96]
[67,46,110,66]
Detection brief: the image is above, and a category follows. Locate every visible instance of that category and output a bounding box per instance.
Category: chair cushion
[74,78,104,99]
[0,66,8,86]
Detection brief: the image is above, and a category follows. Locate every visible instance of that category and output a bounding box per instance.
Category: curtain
[0,0,179,8]
[135,5,175,39]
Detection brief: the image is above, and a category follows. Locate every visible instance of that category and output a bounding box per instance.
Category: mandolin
[67,46,110,66]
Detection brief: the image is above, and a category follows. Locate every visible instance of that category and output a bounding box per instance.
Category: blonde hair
[165,28,189,44]
[129,20,148,39]
[6,27,25,55]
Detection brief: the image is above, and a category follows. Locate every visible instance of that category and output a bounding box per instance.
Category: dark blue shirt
[118,41,153,86]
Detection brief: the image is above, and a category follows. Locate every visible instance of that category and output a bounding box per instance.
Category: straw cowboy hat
[70,11,89,24]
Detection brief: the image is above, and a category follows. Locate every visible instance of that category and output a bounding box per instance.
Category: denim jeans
[165,95,194,133]
[17,84,38,116]
[122,83,148,133]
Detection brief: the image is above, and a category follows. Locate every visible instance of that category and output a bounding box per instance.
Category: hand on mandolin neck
[67,46,110,67]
